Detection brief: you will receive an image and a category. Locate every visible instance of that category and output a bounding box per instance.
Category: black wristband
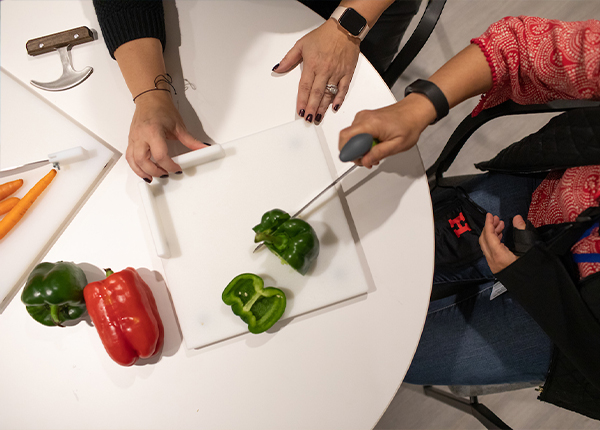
[404,79,449,124]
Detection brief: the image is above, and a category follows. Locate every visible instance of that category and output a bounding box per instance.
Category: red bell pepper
[84,268,164,366]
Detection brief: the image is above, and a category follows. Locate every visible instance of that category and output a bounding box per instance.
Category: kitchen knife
[254,133,377,252]
[0,146,88,177]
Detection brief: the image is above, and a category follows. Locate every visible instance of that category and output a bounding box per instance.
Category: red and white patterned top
[472,16,600,277]
[471,16,600,116]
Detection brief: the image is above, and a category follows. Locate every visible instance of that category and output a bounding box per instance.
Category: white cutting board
[141,120,370,349]
[0,69,117,311]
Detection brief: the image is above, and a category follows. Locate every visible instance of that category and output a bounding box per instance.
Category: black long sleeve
[93,0,166,59]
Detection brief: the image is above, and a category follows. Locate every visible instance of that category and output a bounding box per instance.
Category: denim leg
[407,172,553,385]
[404,281,554,385]
[459,173,545,222]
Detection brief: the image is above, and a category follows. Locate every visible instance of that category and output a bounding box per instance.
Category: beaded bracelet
[133,74,177,103]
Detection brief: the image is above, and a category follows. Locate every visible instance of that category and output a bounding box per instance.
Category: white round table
[0,1,434,429]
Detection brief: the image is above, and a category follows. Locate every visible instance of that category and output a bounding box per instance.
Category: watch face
[339,8,367,37]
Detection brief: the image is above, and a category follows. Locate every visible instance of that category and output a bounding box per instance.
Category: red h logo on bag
[449,212,471,238]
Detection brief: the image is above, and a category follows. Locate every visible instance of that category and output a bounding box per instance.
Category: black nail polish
[315,114,322,122]
[306,114,313,123]
[160,174,169,179]
[272,63,279,71]
[143,177,152,183]
[299,109,305,118]
[175,171,183,175]
[333,104,340,112]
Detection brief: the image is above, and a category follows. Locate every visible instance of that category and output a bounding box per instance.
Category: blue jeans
[404,173,555,386]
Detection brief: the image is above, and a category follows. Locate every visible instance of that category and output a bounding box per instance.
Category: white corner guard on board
[138,145,226,259]
[138,181,171,259]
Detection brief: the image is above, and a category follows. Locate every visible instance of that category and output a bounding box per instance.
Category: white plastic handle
[48,146,88,165]
[171,145,225,170]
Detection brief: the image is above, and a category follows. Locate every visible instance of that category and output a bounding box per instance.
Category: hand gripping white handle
[171,144,225,170]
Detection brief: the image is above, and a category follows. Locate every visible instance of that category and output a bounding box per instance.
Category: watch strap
[404,79,449,124]
[330,6,370,41]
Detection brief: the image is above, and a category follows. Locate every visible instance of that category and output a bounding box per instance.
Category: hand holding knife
[254,133,378,252]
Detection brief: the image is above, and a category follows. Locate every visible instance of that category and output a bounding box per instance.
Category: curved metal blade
[30,46,93,91]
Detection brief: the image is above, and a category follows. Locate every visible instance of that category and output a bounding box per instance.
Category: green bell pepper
[253,209,319,275]
[222,273,286,334]
[21,261,88,326]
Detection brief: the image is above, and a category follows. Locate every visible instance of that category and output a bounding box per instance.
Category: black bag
[430,185,495,300]
[431,186,486,269]
[432,185,487,269]
[495,206,600,420]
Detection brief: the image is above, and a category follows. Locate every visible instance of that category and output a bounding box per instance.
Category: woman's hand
[338,94,437,168]
[479,213,527,273]
[274,19,360,124]
[127,91,208,181]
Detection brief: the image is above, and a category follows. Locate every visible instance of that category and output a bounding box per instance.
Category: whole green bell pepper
[253,209,319,275]
[21,261,88,326]
[222,273,286,334]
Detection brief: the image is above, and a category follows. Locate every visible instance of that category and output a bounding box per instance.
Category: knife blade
[0,146,88,178]
[253,133,377,252]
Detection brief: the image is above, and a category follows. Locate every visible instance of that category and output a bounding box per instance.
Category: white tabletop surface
[0,1,434,429]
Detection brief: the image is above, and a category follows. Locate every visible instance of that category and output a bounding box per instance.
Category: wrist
[132,73,176,103]
[325,18,360,46]
[399,93,438,130]
[330,6,370,41]
[404,79,450,124]
[133,87,173,106]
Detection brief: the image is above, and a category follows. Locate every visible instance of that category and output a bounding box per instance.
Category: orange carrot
[0,179,23,201]
[0,169,57,240]
[0,197,19,215]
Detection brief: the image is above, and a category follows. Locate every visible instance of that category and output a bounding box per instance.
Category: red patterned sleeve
[471,16,600,116]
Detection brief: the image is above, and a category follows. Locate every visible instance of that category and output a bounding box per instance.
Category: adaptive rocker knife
[254,133,378,252]
[26,26,95,91]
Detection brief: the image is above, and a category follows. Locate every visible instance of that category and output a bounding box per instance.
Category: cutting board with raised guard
[0,69,116,311]
[140,120,371,349]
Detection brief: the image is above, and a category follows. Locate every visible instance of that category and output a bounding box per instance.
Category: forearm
[426,43,493,109]
[114,38,168,100]
[389,43,492,126]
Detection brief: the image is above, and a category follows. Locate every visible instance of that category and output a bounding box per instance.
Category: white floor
[376,0,600,428]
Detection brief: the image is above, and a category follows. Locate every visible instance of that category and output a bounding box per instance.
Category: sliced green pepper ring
[222,273,286,334]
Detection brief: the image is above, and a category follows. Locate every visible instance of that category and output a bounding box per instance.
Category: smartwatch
[330,6,370,41]
[404,79,450,124]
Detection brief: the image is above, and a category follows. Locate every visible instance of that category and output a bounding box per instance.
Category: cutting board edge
[0,154,118,313]
[183,288,370,350]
